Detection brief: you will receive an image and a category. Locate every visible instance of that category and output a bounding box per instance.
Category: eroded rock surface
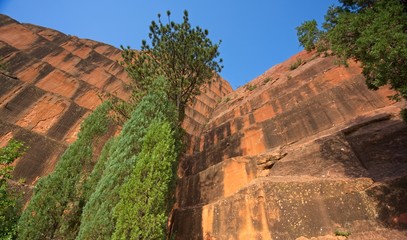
[0,14,231,186]
[172,51,407,239]
[1,14,406,240]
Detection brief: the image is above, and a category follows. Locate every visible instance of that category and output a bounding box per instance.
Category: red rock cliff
[172,51,407,239]
[0,14,231,187]
[1,14,406,240]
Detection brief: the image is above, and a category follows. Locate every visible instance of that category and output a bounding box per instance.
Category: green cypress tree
[17,102,112,240]
[112,119,179,240]
[77,77,178,240]
[82,137,116,202]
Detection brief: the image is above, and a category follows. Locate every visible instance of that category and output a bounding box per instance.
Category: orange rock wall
[1,14,406,240]
[173,51,407,239]
[0,14,232,185]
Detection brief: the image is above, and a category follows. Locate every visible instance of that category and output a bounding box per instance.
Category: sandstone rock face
[0,14,231,187]
[0,14,128,185]
[1,14,406,240]
[172,51,407,239]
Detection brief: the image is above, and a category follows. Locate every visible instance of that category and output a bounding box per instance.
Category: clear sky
[1,0,339,89]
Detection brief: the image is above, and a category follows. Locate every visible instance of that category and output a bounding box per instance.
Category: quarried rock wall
[173,51,407,239]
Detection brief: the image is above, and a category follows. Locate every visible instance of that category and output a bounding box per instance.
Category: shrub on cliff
[296,0,407,117]
[17,102,112,240]
[0,139,26,240]
[0,58,8,73]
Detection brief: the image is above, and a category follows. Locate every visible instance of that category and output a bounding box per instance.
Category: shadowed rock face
[1,15,406,240]
[0,14,232,186]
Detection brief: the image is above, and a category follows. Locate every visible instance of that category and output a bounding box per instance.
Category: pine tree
[120,10,223,121]
[296,20,321,51]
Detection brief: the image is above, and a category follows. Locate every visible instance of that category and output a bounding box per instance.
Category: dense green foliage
[16,11,216,240]
[328,0,407,101]
[82,137,115,202]
[112,120,179,240]
[0,140,25,181]
[0,140,25,240]
[296,0,407,113]
[78,11,219,236]
[120,10,223,121]
[296,20,321,51]
[77,77,179,240]
[17,102,112,240]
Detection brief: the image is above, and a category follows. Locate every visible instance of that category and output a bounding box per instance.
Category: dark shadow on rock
[366,176,407,229]
[170,206,203,240]
[344,117,407,181]
[180,121,243,177]
[47,102,87,141]
[344,117,407,230]
[174,119,244,239]
[0,85,45,122]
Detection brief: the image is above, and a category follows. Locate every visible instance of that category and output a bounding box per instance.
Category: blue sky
[1,1,338,89]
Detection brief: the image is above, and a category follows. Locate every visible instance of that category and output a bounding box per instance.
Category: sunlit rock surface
[172,51,407,239]
[0,14,231,185]
[1,14,406,240]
